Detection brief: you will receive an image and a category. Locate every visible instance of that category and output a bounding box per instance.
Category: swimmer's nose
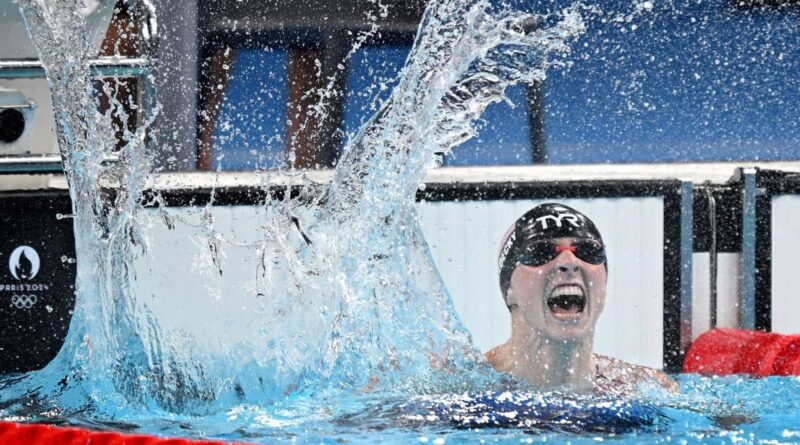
[554,249,580,274]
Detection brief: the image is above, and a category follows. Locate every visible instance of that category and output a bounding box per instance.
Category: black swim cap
[497,203,606,305]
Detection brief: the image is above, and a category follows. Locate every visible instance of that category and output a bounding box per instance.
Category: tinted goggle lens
[516,240,606,266]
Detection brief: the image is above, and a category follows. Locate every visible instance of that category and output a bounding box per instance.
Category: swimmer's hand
[712,413,755,430]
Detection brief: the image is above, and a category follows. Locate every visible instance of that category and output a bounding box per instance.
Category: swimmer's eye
[516,240,606,266]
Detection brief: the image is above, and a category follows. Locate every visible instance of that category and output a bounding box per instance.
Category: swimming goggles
[516,239,606,266]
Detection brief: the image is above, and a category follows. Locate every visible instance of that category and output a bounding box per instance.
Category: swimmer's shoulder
[594,354,679,394]
[485,343,514,373]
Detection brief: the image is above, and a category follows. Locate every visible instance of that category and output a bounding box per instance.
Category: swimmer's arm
[484,342,516,373]
[643,366,680,393]
[595,354,680,393]
[362,347,457,392]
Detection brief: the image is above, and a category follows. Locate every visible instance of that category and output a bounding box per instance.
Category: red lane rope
[0,421,252,445]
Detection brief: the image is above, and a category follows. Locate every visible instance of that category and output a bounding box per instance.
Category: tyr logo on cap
[534,213,582,230]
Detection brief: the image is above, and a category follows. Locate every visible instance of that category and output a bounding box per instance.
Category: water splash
[5,0,588,426]
[7,0,175,416]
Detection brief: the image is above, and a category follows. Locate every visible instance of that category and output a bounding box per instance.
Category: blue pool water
[6,374,795,444]
[200,375,800,443]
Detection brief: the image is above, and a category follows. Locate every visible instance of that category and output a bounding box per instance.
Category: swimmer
[485,203,678,395]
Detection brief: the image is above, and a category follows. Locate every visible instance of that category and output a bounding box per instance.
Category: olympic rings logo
[11,294,37,309]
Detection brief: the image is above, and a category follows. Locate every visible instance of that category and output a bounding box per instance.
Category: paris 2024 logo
[4,246,44,309]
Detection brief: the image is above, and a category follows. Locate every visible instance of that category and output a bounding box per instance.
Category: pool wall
[769,193,800,334]
[0,163,794,374]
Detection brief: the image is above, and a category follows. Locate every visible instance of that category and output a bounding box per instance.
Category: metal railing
[0,155,63,174]
[0,57,151,79]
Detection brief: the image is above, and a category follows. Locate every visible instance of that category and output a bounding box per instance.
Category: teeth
[547,285,586,319]
[551,285,584,297]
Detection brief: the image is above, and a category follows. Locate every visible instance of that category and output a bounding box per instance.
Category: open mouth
[546,285,586,320]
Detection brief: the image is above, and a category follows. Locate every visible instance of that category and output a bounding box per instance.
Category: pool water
[143,375,800,444]
[4,374,796,444]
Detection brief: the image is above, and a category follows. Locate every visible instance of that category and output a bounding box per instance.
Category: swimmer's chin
[542,319,595,342]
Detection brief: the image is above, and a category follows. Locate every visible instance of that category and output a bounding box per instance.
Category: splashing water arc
[6,0,587,417]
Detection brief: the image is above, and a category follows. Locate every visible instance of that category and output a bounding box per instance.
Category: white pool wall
[771,195,800,335]
[133,197,666,369]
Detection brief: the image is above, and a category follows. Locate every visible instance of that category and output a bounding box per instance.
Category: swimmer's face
[506,237,607,342]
